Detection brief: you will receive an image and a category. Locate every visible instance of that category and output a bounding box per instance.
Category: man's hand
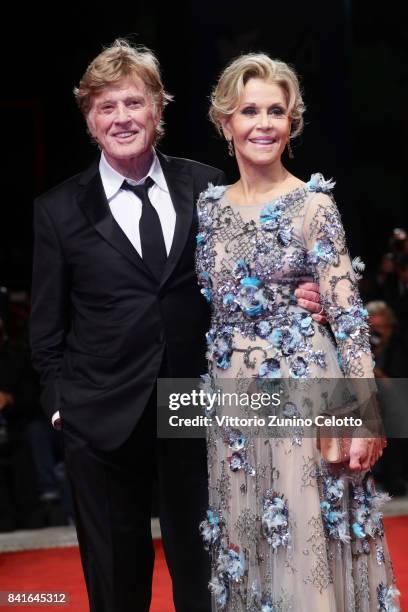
[51,411,62,430]
[0,391,14,410]
[295,282,328,324]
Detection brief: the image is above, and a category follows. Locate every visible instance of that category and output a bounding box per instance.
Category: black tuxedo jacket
[30,151,225,450]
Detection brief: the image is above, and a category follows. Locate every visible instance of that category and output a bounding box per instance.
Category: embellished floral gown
[195,175,399,612]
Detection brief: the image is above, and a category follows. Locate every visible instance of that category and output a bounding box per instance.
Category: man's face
[398,266,408,285]
[369,313,393,344]
[86,76,161,170]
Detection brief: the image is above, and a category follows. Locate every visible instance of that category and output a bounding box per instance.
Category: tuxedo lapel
[158,152,194,287]
[77,163,154,281]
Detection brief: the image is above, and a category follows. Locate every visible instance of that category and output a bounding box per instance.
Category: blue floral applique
[200,183,227,202]
[351,474,390,554]
[306,173,336,193]
[330,304,369,343]
[209,544,246,609]
[206,329,233,370]
[320,474,350,543]
[261,490,291,550]
[376,582,400,611]
[260,200,293,246]
[199,508,224,551]
[257,357,282,379]
[308,238,339,268]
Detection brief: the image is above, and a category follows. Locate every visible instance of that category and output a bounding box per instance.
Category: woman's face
[223,78,291,170]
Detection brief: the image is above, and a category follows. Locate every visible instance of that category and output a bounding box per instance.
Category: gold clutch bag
[316,429,351,463]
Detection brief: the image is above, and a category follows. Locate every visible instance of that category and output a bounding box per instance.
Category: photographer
[367,300,408,495]
[393,254,408,336]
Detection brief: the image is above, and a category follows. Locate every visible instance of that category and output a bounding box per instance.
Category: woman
[196,54,399,611]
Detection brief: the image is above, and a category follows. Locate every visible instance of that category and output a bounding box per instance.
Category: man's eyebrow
[96,94,145,106]
[96,98,116,106]
[124,95,145,102]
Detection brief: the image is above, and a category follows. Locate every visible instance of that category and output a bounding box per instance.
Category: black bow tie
[121,177,167,281]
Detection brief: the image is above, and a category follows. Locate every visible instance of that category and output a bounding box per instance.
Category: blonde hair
[209,53,305,141]
[74,39,173,141]
[365,300,397,326]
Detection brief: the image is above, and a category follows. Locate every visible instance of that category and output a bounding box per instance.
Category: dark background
[1,0,407,291]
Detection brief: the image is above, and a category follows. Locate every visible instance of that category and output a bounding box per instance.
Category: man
[30,39,324,612]
[367,300,408,495]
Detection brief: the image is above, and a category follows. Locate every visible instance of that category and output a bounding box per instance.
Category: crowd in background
[0,227,408,532]
[0,288,73,532]
[360,228,408,496]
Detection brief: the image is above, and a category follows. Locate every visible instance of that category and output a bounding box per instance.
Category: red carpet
[0,540,173,612]
[0,519,406,611]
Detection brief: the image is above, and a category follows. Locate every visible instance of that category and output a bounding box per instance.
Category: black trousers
[62,393,211,612]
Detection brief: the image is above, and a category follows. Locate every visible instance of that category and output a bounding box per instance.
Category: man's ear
[153,103,162,129]
[86,111,96,138]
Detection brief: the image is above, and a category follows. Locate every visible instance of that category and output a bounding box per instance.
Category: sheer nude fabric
[196,177,399,612]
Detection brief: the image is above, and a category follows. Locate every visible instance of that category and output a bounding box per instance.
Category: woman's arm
[302,186,385,469]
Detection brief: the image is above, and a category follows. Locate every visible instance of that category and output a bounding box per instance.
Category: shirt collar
[99,149,169,200]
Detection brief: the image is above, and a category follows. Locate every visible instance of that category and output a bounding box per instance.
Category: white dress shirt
[100,150,176,256]
[51,150,176,428]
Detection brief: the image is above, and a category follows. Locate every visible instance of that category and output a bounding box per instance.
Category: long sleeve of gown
[302,184,382,434]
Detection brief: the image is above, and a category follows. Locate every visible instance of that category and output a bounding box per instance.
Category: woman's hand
[348,437,387,471]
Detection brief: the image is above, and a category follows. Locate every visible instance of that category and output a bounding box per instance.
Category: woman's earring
[287,139,294,159]
[227,139,234,157]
